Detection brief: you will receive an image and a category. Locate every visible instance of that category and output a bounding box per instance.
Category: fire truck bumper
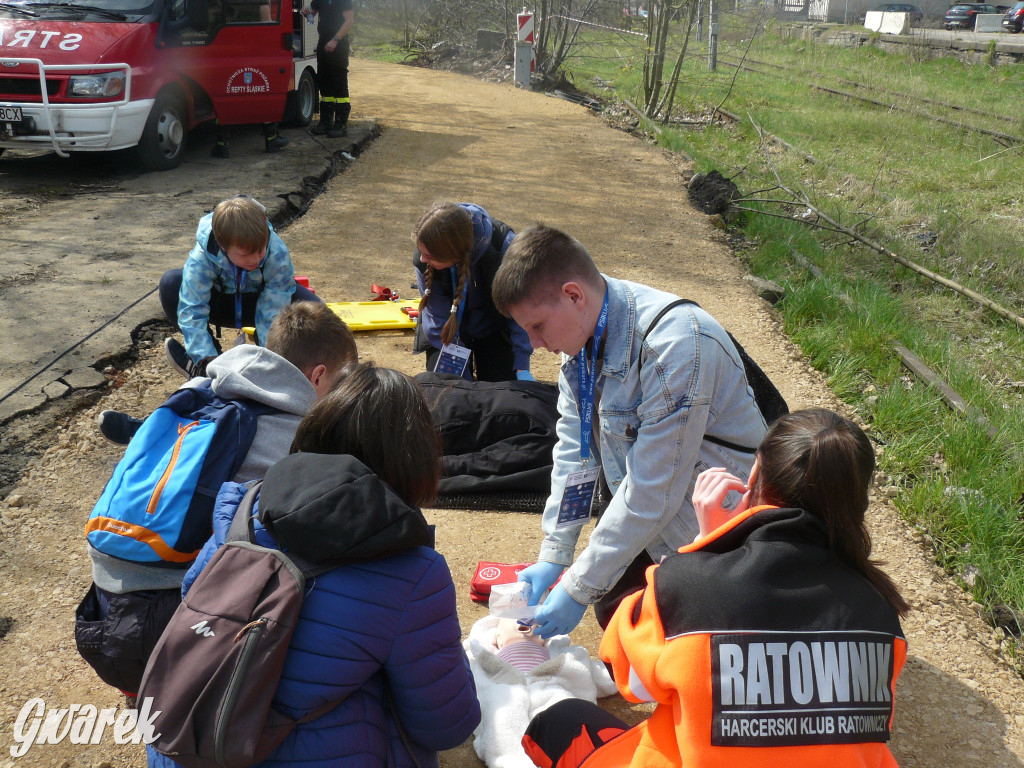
[0,99,153,153]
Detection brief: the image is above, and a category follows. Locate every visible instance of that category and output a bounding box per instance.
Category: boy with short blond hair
[211,194,272,253]
[158,195,321,379]
[80,302,358,699]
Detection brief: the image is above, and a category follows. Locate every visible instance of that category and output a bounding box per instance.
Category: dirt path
[1,58,1022,767]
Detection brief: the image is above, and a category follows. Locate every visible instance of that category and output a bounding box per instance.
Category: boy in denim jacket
[159,195,320,378]
[492,225,767,639]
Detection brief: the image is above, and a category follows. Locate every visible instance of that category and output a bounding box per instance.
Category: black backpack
[642,299,788,453]
[137,482,344,768]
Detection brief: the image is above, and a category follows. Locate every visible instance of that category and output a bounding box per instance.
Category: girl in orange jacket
[522,409,910,768]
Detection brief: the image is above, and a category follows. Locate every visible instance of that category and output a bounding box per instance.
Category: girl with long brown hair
[521,409,909,768]
[413,202,534,381]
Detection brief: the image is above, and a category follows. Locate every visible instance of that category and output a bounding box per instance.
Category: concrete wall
[864,10,911,32]
[974,13,1003,31]
[814,25,1024,65]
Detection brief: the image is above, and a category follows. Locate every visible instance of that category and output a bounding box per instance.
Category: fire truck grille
[0,77,62,97]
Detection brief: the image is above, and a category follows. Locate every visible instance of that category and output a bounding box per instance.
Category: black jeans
[159,268,321,344]
[424,329,517,382]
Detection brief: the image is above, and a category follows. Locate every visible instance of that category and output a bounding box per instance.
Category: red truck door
[165,0,291,125]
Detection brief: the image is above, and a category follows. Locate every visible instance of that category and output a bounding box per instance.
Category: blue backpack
[86,382,275,567]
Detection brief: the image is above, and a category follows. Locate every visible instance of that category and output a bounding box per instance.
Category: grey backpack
[137,481,344,768]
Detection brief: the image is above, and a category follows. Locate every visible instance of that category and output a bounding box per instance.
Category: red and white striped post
[514,8,535,89]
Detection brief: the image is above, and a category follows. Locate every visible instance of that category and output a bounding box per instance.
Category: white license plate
[0,105,23,122]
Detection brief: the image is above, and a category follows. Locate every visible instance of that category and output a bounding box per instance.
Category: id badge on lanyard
[434,266,471,377]
[555,287,609,530]
[435,343,471,376]
[233,266,248,348]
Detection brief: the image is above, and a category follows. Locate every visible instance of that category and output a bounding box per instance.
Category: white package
[488,581,536,623]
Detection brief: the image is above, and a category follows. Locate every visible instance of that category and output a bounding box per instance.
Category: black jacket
[415,372,559,494]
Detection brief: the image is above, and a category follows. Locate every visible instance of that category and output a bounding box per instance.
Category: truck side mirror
[187,0,209,29]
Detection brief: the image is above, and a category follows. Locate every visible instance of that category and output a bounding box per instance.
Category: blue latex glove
[518,561,564,606]
[516,370,536,382]
[532,584,587,639]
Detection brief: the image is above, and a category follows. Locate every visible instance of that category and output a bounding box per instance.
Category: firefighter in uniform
[302,0,353,138]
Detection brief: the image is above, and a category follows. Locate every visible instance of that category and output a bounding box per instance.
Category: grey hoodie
[89,344,317,593]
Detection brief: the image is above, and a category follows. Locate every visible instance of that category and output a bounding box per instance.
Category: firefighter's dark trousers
[317,36,350,125]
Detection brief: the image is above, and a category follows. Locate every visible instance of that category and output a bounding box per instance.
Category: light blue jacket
[178,213,296,362]
[539,277,768,604]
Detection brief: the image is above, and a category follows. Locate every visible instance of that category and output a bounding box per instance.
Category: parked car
[873,3,924,23]
[1003,0,1024,29]
[944,2,1002,28]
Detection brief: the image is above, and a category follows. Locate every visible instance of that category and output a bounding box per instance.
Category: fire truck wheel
[283,68,317,128]
[137,91,187,172]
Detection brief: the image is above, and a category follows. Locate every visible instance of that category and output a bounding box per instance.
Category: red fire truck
[0,0,318,170]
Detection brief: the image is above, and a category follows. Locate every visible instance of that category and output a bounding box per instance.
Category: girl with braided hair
[413,202,534,382]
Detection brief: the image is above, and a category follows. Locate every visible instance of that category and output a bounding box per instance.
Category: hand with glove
[518,561,564,606]
[516,370,536,382]
[532,584,587,639]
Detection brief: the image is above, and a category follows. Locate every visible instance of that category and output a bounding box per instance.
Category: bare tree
[535,0,605,76]
[642,0,697,117]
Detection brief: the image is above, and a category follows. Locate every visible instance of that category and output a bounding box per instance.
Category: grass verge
[569,19,1024,662]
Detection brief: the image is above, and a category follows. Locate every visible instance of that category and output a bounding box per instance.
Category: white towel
[464,616,618,768]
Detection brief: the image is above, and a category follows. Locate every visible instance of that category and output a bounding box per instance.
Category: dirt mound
[687,170,739,214]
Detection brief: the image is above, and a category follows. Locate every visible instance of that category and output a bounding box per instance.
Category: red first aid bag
[470,561,534,603]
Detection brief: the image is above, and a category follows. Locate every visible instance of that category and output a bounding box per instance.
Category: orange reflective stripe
[84,516,200,563]
[147,420,199,514]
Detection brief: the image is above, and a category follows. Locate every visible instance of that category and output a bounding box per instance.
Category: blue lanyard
[234,265,247,329]
[576,288,609,464]
[449,266,469,341]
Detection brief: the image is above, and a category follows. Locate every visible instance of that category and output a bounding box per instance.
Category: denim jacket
[539,277,767,604]
[178,213,295,362]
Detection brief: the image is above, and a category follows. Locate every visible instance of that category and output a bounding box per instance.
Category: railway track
[716,53,1023,144]
[720,53,1020,124]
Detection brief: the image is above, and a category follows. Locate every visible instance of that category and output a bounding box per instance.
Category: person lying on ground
[491,224,766,638]
[521,408,910,768]
[147,363,481,768]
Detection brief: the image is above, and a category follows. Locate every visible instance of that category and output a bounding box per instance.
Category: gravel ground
[0,58,1023,767]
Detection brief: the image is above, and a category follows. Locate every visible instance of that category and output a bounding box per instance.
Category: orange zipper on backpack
[147,420,199,514]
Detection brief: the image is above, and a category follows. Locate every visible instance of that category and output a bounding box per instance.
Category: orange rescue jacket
[590,505,907,768]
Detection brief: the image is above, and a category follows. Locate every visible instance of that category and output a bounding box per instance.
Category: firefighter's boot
[265,132,289,152]
[263,122,289,153]
[312,102,334,135]
[210,138,230,159]
[211,124,230,158]
[327,100,350,138]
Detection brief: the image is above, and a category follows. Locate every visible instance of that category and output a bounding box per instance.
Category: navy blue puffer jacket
[148,452,480,768]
